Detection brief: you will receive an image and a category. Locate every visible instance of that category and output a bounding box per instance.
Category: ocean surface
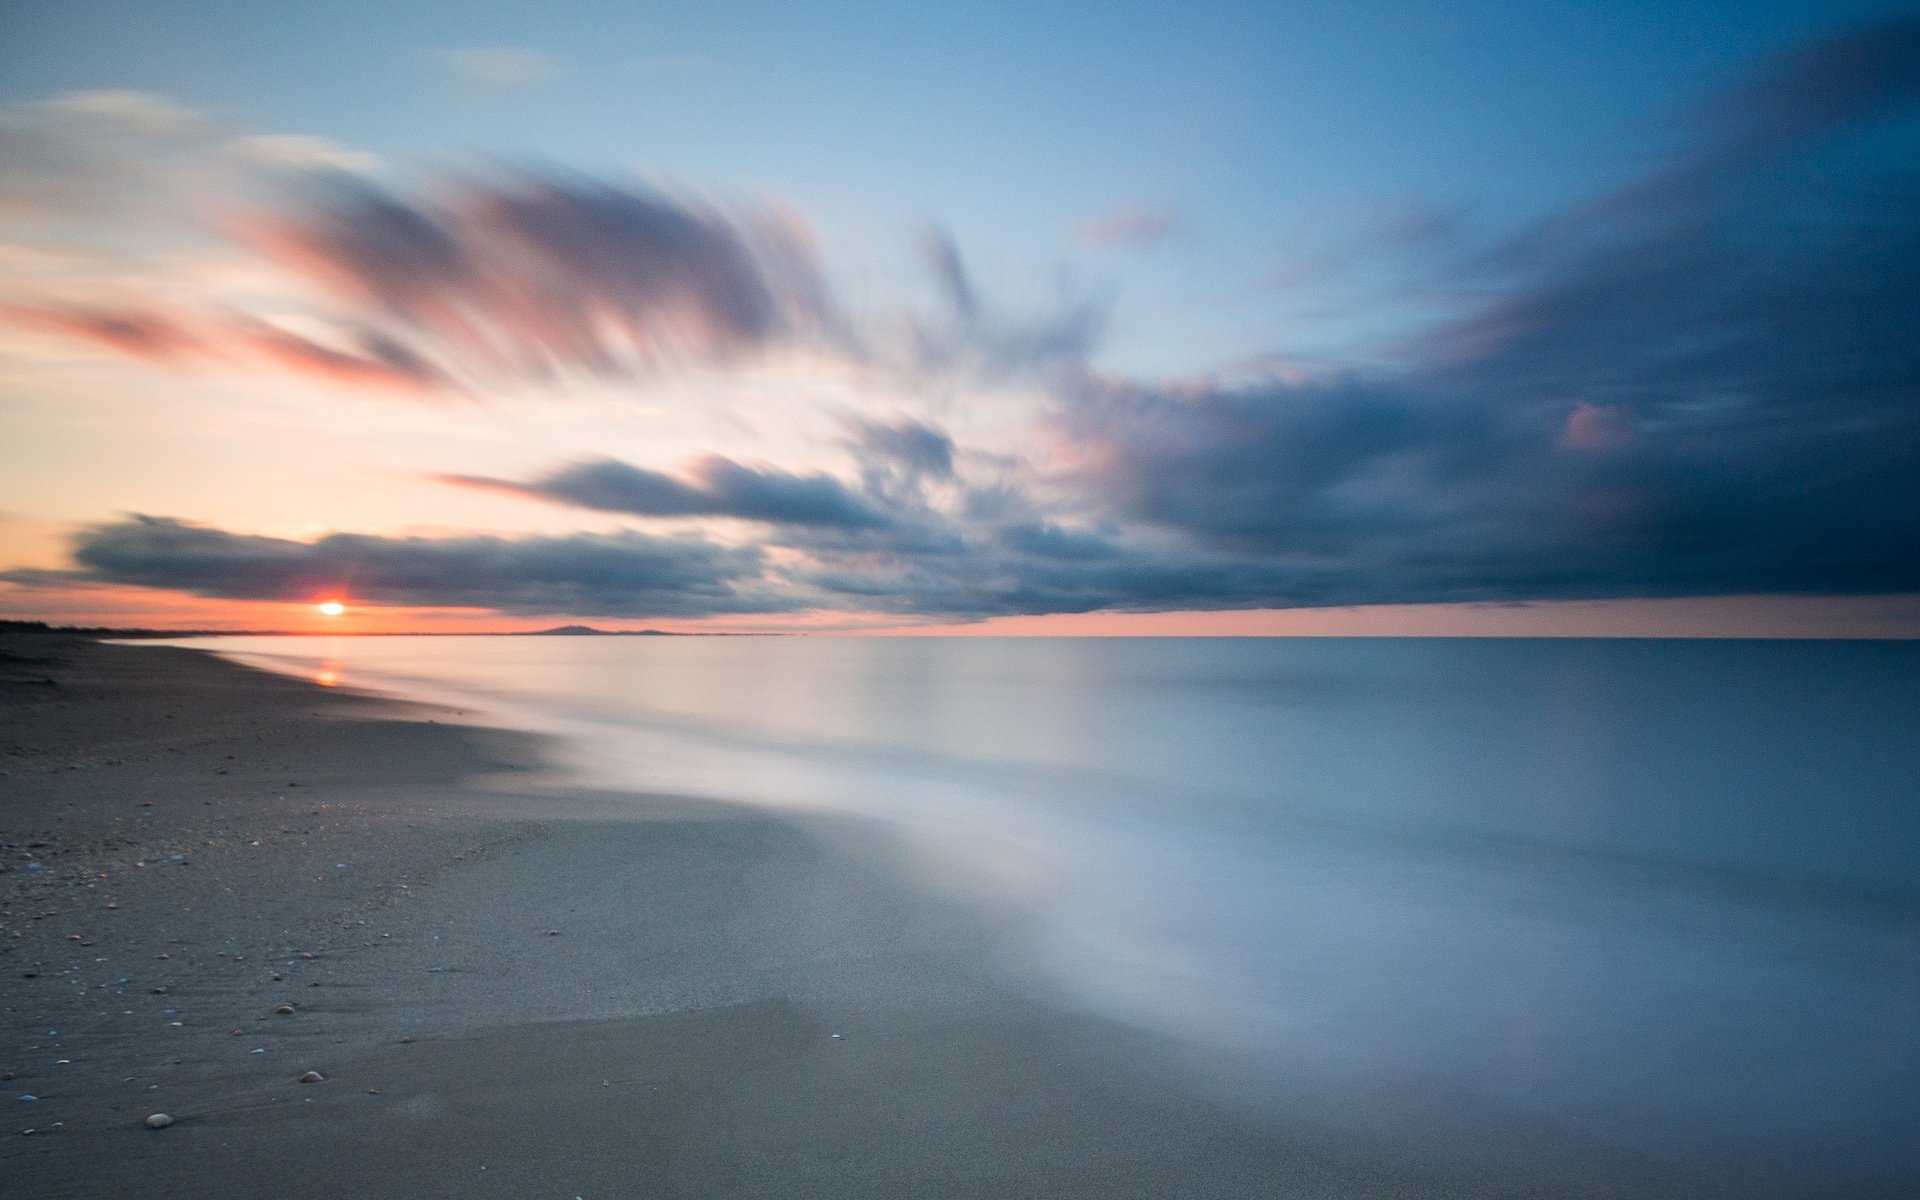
[170,635,1919,1191]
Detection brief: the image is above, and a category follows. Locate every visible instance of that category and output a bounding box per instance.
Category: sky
[1,0,1917,635]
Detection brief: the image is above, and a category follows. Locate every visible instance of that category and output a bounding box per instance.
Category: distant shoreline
[0,619,760,639]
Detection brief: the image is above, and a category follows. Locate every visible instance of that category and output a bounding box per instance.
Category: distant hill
[532,625,680,636]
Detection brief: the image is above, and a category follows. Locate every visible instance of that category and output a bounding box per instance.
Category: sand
[1,629,1625,1198]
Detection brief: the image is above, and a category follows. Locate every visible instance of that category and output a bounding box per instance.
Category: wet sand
[2,630,1626,1198]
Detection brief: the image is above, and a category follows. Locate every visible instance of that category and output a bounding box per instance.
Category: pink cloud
[1075,204,1181,249]
[1,301,447,393]
[1557,401,1632,451]
[1,302,207,362]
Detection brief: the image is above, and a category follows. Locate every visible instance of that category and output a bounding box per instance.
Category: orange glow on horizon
[2,580,1917,638]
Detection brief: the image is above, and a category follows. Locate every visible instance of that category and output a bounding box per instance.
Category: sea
[167,634,1919,1191]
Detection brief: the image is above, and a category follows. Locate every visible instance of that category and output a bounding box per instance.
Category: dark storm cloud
[445,456,891,529]
[41,515,782,617]
[1052,17,1920,608]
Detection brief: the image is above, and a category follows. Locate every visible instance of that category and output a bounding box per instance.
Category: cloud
[41,90,204,137]
[233,168,834,382]
[1,301,451,391]
[901,227,1107,377]
[4,164,839,389]
[1076,204,1181,249]
[225,316,453,392]
[22,515,782,618]
[10,19,1920,624]
[845,416,956,480]
[437,48,560,90]
[1,93,1095,395]
[1693,15,1920,158]
[0,303,208,362]
[445,455,891,529]
[0,90,210,224]
[1051,19,1920,609]
[226,135,380,174]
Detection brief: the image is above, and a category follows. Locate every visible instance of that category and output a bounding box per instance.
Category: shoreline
[1,630,1760,1198]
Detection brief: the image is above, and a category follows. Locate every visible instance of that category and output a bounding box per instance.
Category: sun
[317,601,347,617]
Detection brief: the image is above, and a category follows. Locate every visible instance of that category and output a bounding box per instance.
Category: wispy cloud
[0,90,210,225]
[226,134,380,173]
[233,168,833,382]
[436,48,560,90]
[1075,204,1181,250]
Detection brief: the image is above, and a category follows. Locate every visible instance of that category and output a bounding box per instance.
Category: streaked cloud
[17,515,780,618]
[0,90,210,224]
[42,90,204,136]
[436,48,560,90]
[1075,204,1181,249]
[1053,15,1920,609]
[903,227,1106,378]
[444,456,892,529]
[845,417,956,481]
[1,301,449,391]
[226,134,380,174]
[235,169,832,382]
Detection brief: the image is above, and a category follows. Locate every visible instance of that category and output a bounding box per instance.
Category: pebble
[274,1004,295,1015]
[144,1113,173,1129]
[298,1071,324,1084]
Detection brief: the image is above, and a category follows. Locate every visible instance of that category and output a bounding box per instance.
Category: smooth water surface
[167,635,1920,1190]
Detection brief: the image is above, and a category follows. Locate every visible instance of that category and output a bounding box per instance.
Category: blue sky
[2,2,1918,633]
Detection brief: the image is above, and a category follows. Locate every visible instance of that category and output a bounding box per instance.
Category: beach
[0,629,1551,1199]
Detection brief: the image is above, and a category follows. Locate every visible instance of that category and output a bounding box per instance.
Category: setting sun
[317,601,346,617]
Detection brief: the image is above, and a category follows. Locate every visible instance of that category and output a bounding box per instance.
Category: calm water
[172,635,1919,1189]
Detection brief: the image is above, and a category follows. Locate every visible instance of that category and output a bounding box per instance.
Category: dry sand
[2,630,1576,1198]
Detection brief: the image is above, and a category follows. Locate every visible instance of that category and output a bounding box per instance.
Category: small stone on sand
[298,1070,324,1083]
[274,1004,295,1015]
[144,1113,172,1129]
